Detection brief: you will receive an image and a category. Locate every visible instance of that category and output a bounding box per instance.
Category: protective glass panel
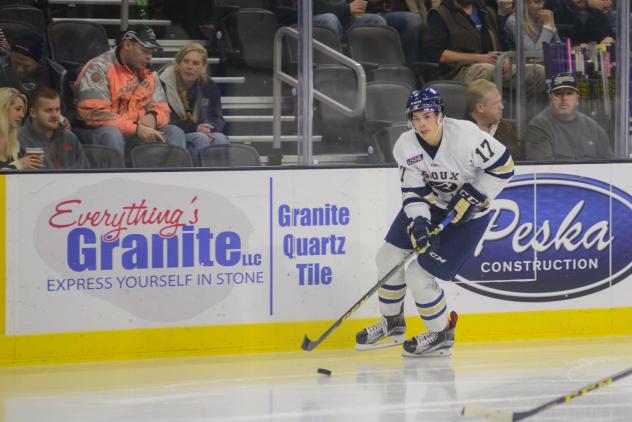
[508,0,628,162]
[4,0,629,169]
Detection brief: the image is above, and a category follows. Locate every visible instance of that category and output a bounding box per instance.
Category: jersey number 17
[475,139,495,163]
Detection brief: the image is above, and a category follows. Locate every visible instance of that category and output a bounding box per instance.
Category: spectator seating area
[0,0,474,166]
[1,0,571,167]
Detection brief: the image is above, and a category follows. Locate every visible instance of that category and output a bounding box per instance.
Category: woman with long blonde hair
[505,0,560,59]
[0,87,42,170]
[159,42,229,165]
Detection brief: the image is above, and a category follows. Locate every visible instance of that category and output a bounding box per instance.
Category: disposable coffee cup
[25,147,44,161]
[25,147,44,156]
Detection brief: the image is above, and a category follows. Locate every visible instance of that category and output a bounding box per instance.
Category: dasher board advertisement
[4,164,632,335]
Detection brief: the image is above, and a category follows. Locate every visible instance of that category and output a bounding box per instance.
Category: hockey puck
[317,368,332,376]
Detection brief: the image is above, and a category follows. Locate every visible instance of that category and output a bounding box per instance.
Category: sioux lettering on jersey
[421,170,459,181]
[421,170,460,194]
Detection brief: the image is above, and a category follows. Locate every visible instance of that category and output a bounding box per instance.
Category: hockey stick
[461,366,632,421]
[300,211,456,352]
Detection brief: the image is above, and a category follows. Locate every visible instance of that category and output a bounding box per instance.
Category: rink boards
[1,163,631,365]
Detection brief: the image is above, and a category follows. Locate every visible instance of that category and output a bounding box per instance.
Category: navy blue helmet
[406,88,444,118]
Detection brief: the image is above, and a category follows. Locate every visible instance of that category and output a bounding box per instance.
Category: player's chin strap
[425,115,444,144]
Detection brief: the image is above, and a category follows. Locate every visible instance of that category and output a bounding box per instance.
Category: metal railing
[272,26,366,165]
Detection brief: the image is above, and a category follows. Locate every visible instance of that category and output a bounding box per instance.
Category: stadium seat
[424,80,468,119]
[286,24,342,67]
[0,5,46,36]
[81,144,124,169]
[47,20,109,69]
[130,144,193,169]
[364,81,412,163]
[313,64,365,152]
[372,123,409,164]
[347,25,419,89]
[0,19,37,46]
[365,80,411,124]
[199,144,261,167]
[312,25,342,64]
[222,8,279,70]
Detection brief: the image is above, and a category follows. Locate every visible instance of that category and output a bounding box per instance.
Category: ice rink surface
[2,335,632,421]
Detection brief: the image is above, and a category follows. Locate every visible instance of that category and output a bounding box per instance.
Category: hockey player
[356,88,514,357]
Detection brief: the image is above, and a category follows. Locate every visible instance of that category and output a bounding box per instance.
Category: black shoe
[355,313,406,350]
[402,311,457,357]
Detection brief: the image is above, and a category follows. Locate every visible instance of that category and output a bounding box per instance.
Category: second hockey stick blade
[462,365,632,421]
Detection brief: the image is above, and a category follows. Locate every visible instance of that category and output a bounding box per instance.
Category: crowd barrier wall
[1,163,631,365]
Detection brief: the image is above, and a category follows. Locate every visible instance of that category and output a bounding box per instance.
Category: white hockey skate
[401,311,458,358]
[355,313,406,351]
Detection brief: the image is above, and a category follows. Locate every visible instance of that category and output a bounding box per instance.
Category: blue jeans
[185,131,229,165]
[380,11,422,66]
[313,12,386,41]
[89,125,186,158]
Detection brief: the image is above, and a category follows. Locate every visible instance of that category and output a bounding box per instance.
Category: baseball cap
[12,32,44,63]
[549,72,577,93]
[119,24,163,52]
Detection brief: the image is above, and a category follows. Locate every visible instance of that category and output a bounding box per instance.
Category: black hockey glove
[447,183,488,225]
[407,217,439,254]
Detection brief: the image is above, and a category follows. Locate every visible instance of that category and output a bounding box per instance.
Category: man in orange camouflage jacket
[75,24,186,160]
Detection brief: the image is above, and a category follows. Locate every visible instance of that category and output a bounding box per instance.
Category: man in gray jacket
[524,72,613,161]
[19,87,90,169]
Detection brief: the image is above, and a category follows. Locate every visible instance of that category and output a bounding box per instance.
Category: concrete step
[55,17,171,26]
[231,135,321,143]
[210,77,245,84]
[221,96,293,110]
[150,57,220,65]
[224,115,295,123]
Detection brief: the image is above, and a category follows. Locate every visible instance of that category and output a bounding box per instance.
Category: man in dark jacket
[465,79,523,160]
[0,32,71,108]
[554,0,615,45]
[423,0,545,99]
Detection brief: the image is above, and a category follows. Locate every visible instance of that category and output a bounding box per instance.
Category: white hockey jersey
[392,118,514,221]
